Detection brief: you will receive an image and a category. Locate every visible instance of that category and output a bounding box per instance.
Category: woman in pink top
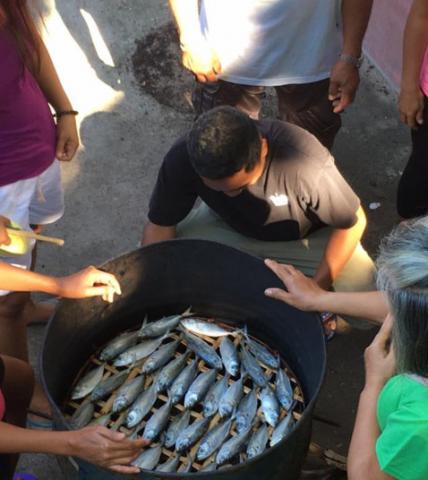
[397,0,428,218]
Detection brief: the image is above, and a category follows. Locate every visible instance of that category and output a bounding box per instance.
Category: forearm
[0,263,62,295]
[401,0,428,89]
[348,384,386,479]
[313,290,388,324]
[341,0,373,56]
[142,221,177,245]
[0,422,73,456]
[169,0,203,46]
[314,207,367,289]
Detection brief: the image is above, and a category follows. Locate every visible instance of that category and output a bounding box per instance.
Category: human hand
[399,85,424,129]
[264,259,326,311]
[0,216,11,246]
[69,426,148,474]
[56,115,79,161]
[181,40,221,83]
[328,60,360,113]
[57,266,122,302]
[364,314,396,389]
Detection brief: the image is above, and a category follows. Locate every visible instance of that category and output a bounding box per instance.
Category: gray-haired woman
[265,217,428,479]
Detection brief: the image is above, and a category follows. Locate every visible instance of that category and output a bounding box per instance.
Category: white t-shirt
[200,0,343,86]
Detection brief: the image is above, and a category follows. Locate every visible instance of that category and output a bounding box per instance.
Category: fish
[200,462,217,472]
[275,369,294,410]
[154,352,190,393]
[184,369,217,409]
[203,375,229,417]
[99,330,139,361]
[197,418,233,461]
[70,401,94,429]
[156,455,180,473]
[89,412,112,427]
[215,425,252,466]
[244,330,279,369]
[142,339,180,374]
[143,399,172,441]
[113,332,170,367]
[169,358,198,405]
[182,331,223,370]
[126,381,157,428]
[71,364,104,400]
[218,374,244,418]
[260,385,280,427]
[112,374,145,413]
[240,345,267,387]
[181,318,233,337]
[91,370,129,401]
[270,413,295,447]
[247,423,269,459]
[132,445,162,470]
[175,417,210,453]
[236,389,258,434]
[139,308,191,338]
[164,409,191,449]
[180,455,193,473]
[219,337,240,377]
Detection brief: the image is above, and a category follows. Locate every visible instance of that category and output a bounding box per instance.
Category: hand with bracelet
[54,109,79,162]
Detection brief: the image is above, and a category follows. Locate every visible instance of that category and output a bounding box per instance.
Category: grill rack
[64,320,305,473]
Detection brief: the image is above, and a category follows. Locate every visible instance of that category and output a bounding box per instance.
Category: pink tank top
[421,47,428,97]
[0,389,5,421]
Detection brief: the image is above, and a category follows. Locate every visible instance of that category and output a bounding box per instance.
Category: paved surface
[20,1,409,477]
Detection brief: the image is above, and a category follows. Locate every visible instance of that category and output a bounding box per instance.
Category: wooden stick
[7,228,65,247]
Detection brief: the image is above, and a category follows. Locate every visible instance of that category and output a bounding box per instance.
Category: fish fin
[138,315,148,336]
[181,306,193,317]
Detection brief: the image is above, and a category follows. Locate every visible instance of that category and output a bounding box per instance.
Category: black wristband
[54,110,79,119]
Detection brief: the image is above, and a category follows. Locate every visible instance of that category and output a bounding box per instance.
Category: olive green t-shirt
[376,374,428,480]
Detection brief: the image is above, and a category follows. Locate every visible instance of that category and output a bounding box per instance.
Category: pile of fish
[66,309,302,473]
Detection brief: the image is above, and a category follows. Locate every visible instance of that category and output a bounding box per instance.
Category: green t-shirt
[376,374,428,480]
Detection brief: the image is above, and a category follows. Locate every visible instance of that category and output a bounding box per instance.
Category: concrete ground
[19,0,408,477]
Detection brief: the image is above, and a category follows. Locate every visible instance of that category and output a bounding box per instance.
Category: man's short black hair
[186,106,261,180]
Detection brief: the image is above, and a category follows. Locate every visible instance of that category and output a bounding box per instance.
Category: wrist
[363,379,386,394]
[339,53,362,69]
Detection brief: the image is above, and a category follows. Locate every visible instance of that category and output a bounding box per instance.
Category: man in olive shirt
[142,106,373,297]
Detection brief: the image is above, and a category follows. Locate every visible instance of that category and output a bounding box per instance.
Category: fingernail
[265,289,272,296]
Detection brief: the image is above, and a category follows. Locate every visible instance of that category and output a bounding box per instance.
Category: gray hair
[376,216,428,376]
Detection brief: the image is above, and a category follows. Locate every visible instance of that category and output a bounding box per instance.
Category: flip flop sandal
[320,312,337,342]
[26,410,53,430]
[13,474,39,480]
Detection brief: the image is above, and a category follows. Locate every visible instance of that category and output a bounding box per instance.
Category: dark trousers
[397,95,428,218]
[191,78,341,150]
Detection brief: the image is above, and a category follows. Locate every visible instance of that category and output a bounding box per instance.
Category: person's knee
[2,356,35,411]
[0,292,30,324]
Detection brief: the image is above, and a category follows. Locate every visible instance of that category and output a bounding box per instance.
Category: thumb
[212,56,221,74]
[265,287,292,304]
[56,135,67,160]
[416,107,424,125]
[84,285,116,302]
[101,428,126,441]
[328,80,340,100]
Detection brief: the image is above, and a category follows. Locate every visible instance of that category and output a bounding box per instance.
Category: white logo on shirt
[269,193,289,207]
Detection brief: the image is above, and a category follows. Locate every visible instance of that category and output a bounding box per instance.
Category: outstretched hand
[57,266,122,303]
[264,259,326,311]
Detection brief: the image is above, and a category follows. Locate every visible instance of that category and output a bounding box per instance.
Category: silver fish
[143,399,172,441]
[200,462,217,472]
[181,318,233,337]
[180,455,193,473]
[142,339,180,374]
[176,417,210,453]
[71,364,104,400]
[112,375,145,413]
[70,401,94,429]
[169,358,198,405]
[247,423,269,459]
[156,455,180,473]
[197,418,232,461]
[260,385,280,427]
[99,330,139,361]
[271,413,295,447]
[91,370,129,401]
[203,375,229,417]
[184,369,217,409]
[236,389,258,434]
[155,352,190,393]
[275,369,294,410]
[132,445,162,470]
[139,308,191,338]
[215,426,252,465]
[240,345,267,387]
[244,331,279,369]
[182,331,223,369]
[89,412,111,427]
[165,410,191,449]
[126,381,157,428]
[219,375,244,418]
[114,333,169,367]
[220,337,240,377]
